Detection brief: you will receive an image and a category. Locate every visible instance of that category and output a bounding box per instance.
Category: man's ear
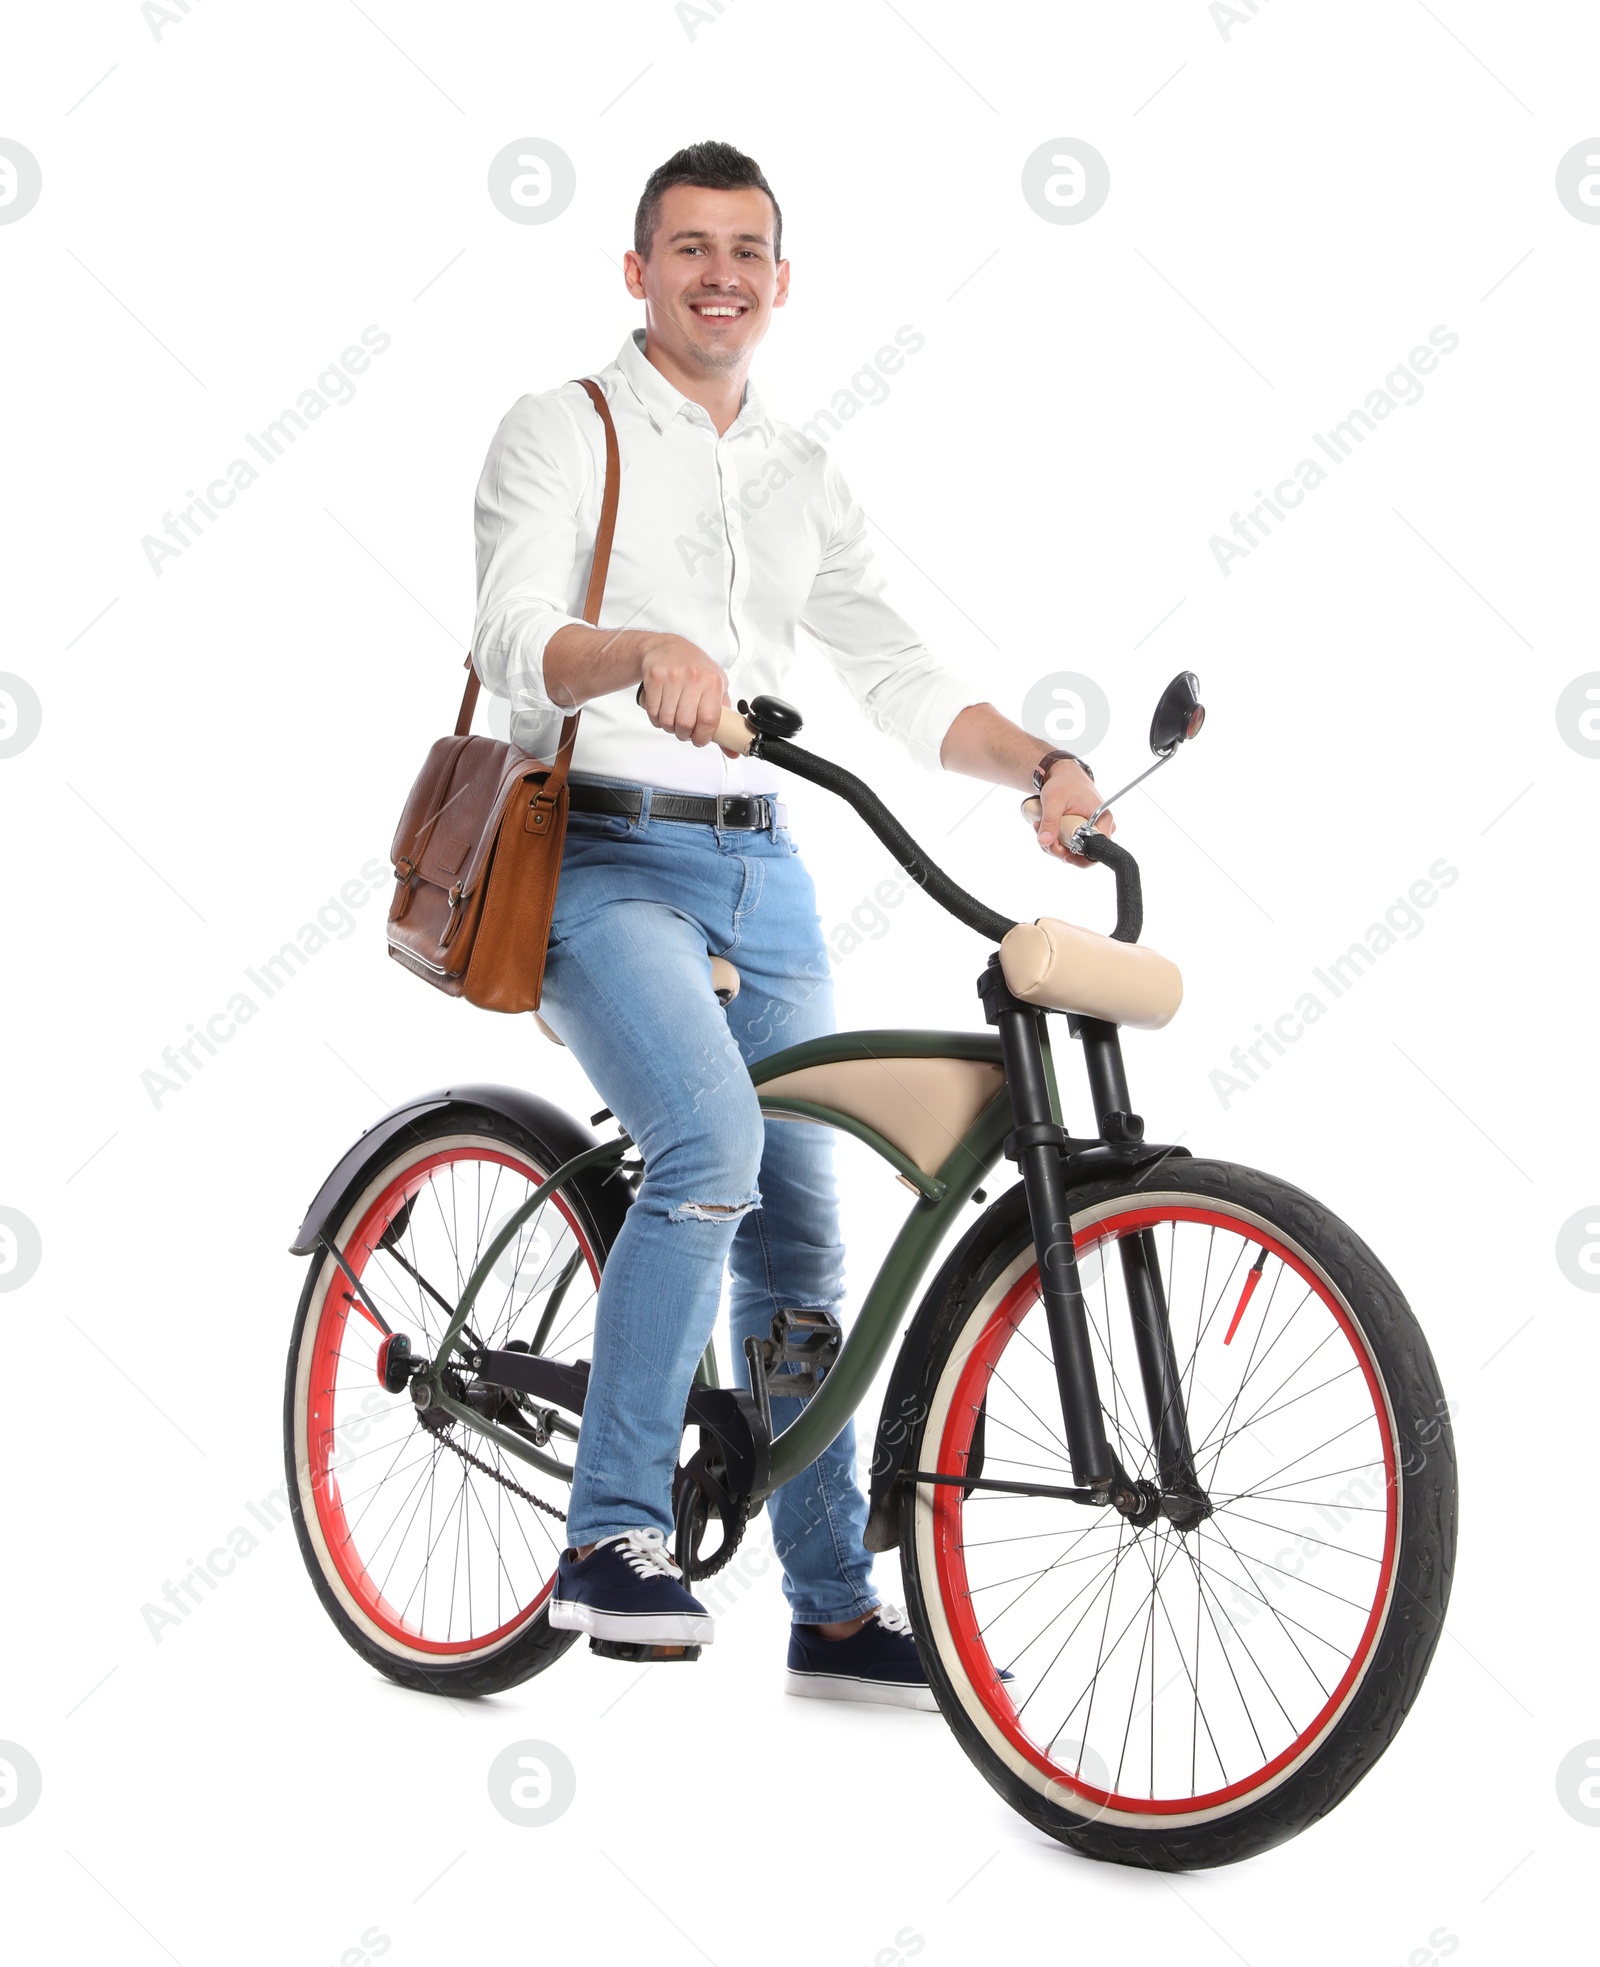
[773,259,791,308]
[622,248,647,299]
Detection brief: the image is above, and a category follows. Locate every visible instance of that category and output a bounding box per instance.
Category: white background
[2,1,1597,1961]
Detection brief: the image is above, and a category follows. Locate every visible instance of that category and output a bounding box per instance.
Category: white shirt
[471,329,982,795]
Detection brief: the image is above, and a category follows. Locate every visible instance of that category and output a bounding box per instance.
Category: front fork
[978,959,1205,1519]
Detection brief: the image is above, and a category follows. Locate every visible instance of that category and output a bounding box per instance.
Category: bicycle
[283,673,1457,1870]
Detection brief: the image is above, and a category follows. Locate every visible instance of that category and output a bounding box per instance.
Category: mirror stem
[1080,747,1177,837]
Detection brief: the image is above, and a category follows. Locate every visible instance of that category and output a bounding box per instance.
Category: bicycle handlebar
[758,731,1018,945]
[1019,795,1143,944]
[1072,830,1143,945]
[635,690,1142,948]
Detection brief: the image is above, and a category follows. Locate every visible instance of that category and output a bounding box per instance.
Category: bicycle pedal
[588,1638,702,1664]
[753,1306,842,1401]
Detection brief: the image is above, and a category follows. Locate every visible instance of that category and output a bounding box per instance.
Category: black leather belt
[568,778,787,831]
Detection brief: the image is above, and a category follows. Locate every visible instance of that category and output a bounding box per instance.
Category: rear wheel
[284,1105,618,1696]
[898,1160,1456,1869]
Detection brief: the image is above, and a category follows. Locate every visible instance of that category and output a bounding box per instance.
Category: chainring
[672,1440,753,1581]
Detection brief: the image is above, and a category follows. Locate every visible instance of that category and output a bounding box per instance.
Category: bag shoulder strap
[453,376,622,762]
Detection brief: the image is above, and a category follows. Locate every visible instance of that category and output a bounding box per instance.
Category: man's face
[625,183,789,375]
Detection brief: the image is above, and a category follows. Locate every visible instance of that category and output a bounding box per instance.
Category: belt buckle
[718,792,756,829]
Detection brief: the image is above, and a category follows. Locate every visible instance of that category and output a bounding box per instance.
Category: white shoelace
[598,1527,684,1582]
[874,1603,913,1637]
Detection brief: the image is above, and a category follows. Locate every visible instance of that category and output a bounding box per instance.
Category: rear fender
[289,1082,630,1257]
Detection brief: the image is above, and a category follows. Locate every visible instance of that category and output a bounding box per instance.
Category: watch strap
[1032,747,1094,792]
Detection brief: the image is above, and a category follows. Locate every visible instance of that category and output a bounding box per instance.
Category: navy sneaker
[786,1604,939,1712]
[549,1528,714,1647]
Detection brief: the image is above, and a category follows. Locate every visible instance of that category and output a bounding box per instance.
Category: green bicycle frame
[421,1026,1066,1502]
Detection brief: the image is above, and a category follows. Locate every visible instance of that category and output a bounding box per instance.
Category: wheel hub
[1104,1469,1214,1531]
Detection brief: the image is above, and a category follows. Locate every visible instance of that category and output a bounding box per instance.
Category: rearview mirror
[1149,672,1205,756]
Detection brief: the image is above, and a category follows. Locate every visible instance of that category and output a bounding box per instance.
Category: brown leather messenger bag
[385,377,620,1014]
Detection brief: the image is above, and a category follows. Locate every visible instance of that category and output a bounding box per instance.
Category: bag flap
[391,736,552,891]
[451,748,560,899]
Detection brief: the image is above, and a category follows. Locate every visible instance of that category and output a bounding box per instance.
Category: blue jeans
[536,777,878,1625]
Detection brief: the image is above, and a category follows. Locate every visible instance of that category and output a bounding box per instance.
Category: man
[472,140,1109,1707]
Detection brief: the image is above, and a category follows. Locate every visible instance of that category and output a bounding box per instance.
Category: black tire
[897,1159,1456,1870]
[283,1101,622,1698]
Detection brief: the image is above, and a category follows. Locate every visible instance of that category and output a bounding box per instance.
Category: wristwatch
[1031,748,1095,793]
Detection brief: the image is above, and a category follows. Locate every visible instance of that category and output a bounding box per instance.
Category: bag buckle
[438,879,471,949]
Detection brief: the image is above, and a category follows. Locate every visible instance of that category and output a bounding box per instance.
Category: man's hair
[634,140,783,263]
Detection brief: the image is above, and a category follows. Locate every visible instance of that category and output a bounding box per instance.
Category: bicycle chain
[420,1412,569,1526]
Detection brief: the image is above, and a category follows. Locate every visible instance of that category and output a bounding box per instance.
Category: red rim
[304,1145,597,1655]
[929,1204,1399,1818]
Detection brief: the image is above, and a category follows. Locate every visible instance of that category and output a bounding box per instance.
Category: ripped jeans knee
[668,1185,762,1225]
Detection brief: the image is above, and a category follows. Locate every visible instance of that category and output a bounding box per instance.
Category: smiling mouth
[689,302,750,321]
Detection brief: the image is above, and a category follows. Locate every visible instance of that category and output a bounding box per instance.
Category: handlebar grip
[714,703,756,754]
[1019,795,1143,943]
[633,683,755,756]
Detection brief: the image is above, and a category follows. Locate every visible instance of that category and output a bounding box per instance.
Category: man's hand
[936,704,1115,868]
[638,633,738,756]
[1036,757,1113,867]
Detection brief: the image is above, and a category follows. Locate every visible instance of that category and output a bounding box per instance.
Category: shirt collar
[615,328,771,440]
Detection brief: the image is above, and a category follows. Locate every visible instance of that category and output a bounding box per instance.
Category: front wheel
[898,1160,1456,1870]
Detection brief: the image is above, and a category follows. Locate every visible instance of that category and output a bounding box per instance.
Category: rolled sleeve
[799,465,983,771]
[472,390,594,719]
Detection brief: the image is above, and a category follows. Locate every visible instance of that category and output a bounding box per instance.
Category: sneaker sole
[784,1669,939,1713]
[550,1600,714,1645]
